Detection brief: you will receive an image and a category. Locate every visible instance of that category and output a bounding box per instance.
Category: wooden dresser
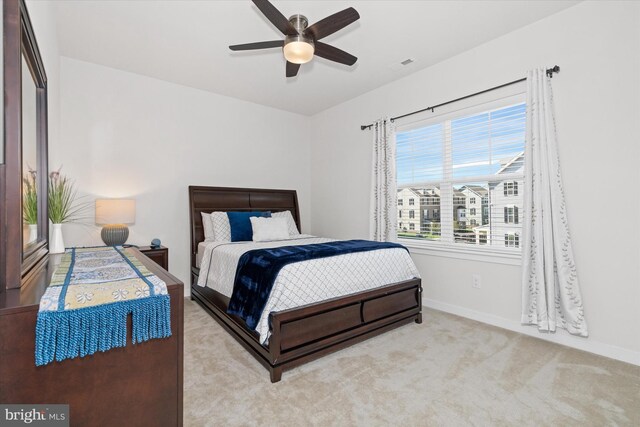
[0,249,184,427]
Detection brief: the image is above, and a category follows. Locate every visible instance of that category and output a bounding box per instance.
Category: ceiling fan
[229,0,360,77]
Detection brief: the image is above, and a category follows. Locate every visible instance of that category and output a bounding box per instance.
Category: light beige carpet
[183,300,639,426]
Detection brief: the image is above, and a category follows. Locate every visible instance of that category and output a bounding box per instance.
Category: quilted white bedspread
[196,235,420,344]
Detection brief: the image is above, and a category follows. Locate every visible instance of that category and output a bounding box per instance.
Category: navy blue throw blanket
[227,239,408,329]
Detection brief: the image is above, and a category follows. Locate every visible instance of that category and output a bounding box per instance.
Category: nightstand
[138,245,169,271]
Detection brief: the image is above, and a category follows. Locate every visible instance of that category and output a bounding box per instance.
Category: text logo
[0,405,68,426]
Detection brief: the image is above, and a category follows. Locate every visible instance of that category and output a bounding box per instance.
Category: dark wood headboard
[188,186,301,268]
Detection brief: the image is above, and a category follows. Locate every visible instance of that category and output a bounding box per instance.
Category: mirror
[1,0,49,290]
[0,12,3,165]
[21,54,39,249]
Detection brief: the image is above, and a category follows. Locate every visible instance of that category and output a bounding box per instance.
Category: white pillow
[210,211,231,242]
[272,211,300,235]
[201,212,215,241]
[250,217,290,242]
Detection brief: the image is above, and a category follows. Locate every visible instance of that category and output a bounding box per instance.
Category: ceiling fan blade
[286,61,300,77]
[251,0,298,36]
[229,40,284,51]
[314,42,357,66]
[305,7,360,40]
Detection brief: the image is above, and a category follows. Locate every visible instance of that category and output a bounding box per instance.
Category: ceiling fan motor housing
[289,14,309,34]
[283,14,315,64]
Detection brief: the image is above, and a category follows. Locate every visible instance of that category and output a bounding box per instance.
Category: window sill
[398,239,522,266]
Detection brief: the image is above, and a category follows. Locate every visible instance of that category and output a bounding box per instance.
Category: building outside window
[396,188,434,238]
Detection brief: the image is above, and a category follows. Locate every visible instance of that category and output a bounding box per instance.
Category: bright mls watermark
[1,405,68,426]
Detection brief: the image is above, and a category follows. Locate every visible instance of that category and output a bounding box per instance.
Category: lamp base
[101,224,129,246]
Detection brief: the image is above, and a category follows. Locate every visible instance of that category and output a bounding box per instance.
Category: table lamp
[95,199,136,246]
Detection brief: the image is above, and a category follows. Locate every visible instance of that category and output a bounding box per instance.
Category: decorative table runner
[35,246,171,366]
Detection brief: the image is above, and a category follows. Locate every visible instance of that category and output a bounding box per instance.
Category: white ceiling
[54,1,578,116]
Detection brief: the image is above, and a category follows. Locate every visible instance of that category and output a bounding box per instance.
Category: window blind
[396,101,526,249]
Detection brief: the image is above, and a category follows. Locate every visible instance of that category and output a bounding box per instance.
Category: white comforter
[197,235,420,344]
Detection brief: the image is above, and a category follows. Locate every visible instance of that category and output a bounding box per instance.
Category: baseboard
[423,298,640,366]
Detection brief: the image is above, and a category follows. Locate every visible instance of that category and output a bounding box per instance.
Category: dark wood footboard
[191,277,421,382]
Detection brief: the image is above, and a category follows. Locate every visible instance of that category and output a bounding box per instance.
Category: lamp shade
[283,40,314,64]
[95,199,136,225]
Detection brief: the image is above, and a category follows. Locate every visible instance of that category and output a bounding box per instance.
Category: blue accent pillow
[227,211,271,242]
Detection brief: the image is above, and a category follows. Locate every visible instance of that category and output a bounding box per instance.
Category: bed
[189,186,422,382]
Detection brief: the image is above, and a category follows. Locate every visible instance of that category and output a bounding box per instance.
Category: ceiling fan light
[283,39,314,64]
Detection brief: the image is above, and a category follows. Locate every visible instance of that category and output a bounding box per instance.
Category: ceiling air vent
[390,58,416,71]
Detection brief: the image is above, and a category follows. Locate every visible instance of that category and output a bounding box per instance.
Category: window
[504,181,519,196]
[398,199,403,206]
[409,223,415,231]
[424,197,439,205]
[396,100,525,250]
[409,198,415,206]
[409,210,415,219]
[505,233,519,248]
[504,206,519,224]
[398,210,402,218]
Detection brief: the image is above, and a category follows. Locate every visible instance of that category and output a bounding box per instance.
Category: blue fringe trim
[34,295,171,366]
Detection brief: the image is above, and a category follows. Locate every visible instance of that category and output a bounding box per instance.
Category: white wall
[310,1,640,364]
[56,57,311,293]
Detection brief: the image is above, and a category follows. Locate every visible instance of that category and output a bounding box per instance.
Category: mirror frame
[1,0,48,291]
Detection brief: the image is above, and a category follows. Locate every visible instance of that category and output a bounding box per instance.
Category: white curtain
[369,118,397,242]
[521,68,588,337]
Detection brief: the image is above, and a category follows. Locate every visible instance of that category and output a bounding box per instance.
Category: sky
[396,103,526,186]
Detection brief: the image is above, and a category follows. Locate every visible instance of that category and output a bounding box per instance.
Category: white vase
[28,224,38,243]
[50,223,65,254]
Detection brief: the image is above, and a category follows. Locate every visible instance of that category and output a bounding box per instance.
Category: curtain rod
[360,65,560,131]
